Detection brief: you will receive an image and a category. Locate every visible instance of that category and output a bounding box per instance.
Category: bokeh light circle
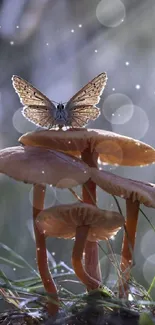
[100,254,122,286]
[102,93,133,124]
[96,0,126,28]
[55,185,81,205]
[96,140,123,166]
[12,107,36,133]
[29,185,56,209]
[112,105,149,140]
[143,254,155,285]
[141,229,155,259]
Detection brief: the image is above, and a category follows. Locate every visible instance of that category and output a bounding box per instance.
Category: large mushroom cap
[91,168,155,208]
[19,129,155,166]
[36,202,124,241]
[0,146,90,188]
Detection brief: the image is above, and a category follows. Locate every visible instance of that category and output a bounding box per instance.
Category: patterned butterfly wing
[12,75,56,128]
[65,72,107,127]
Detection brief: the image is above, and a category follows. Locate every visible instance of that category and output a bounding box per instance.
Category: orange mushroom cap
[91,168,155,208]
[36,202,124,241]
[19,128,155,166]
[0,146,90,187]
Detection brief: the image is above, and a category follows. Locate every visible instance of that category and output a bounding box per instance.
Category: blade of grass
[0,242,39,276]
[140,209,155,295]
[0,256,24,268]
[140,208,155,232]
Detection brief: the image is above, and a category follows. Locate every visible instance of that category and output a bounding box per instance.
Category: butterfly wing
[22,105,56,128]
[65,72,107,127]
[67,105,100,128]
[12,75,56,128]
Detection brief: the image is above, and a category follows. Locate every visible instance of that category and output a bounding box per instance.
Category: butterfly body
[54,103,69,128]
[12,72,107,129]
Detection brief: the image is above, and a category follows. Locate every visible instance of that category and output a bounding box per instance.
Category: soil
[0,306,140,325]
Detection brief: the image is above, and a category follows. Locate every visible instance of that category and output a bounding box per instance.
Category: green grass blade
[0,256,24,268]
[140,208,155,232]
[0,242,39,276]
[139,313,155,325]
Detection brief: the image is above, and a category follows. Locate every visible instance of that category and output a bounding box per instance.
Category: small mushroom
[19,128,155,289]
[36,202,124,290]
[91,168,155,295]
[0,145,91,315]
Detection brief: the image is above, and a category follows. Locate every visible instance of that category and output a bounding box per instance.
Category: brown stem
[81,148,102,288]
[33,184,59,315]
[119,199,140,297]
[72,225,100,290]
[84,240,102,288]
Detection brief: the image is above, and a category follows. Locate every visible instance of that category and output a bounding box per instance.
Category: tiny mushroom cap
[0,146,91,187]
[91,168,155,208]
[19,128,155,166]
[36,202,125,241]
[36,202,124,290]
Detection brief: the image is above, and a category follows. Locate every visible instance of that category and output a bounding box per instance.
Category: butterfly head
[57,103,65,111]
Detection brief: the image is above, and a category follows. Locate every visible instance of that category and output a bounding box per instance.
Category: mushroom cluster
[19,128,155,299]
[1,77,155,317]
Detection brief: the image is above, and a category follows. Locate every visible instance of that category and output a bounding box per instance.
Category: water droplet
[78,24,82,28]
[10,41,14,45]
[125,61,129,66]
[135,84,141,90]
[71,29,74,33]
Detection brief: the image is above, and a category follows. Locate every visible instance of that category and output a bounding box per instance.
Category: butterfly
[12,72,107,129]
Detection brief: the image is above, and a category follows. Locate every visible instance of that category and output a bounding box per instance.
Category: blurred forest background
[0,0,155,311]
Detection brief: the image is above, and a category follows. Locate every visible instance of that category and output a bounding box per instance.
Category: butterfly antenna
[50,99,59,105]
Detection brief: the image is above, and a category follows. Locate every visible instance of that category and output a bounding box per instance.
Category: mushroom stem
[84,240,101,289]
[33,184,59,315]
[72,225,101,290]
[120,199,140,297]
[81,148,102,288]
